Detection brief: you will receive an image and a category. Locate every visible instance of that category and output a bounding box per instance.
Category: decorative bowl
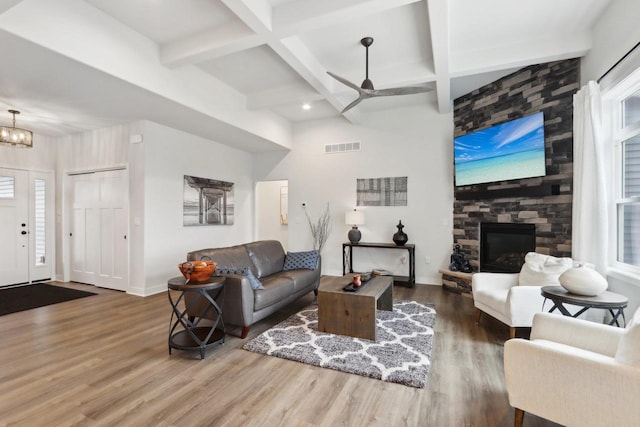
[559,266,608,296]
[178,260,217,283]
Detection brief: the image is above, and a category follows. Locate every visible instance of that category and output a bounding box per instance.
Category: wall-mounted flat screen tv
[454,112,546,186]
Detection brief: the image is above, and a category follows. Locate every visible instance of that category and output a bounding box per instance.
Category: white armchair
[504,309,640,427]
[472,252,573,338]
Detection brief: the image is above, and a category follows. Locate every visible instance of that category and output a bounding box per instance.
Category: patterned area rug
[243,300,436,388]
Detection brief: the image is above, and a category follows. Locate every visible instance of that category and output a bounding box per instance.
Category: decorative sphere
[559,266,608,296]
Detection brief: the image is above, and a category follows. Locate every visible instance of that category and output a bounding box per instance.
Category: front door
[0,168,29,286]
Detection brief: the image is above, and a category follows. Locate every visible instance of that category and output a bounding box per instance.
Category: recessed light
[302,103,311,110]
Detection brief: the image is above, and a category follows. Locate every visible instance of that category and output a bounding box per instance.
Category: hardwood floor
[0,282,560,427]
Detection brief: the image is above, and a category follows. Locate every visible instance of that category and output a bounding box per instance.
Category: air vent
[325,141,361,154]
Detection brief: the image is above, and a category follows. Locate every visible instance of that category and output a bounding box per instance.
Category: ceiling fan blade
[371,86,432,97]
[327,72,362,92]
[341,96,365,113]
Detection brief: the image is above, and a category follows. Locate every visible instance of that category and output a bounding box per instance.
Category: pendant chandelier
[0,110,33,148]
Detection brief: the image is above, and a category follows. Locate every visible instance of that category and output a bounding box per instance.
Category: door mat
[0,283,97,316]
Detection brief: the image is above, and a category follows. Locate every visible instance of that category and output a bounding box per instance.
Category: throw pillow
[215,266,264,290]
[283,250,319,271]
[518,252,573,286]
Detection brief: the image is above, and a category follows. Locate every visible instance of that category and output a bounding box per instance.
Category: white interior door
[0,168,29,286]
[70,169,128,291]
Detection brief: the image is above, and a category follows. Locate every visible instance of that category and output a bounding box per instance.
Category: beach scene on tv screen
[454,112,546,186]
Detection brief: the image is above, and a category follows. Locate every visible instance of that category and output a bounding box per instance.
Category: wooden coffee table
[317,274,393,341]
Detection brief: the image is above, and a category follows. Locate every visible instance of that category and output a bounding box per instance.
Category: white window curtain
[572,81,610,274]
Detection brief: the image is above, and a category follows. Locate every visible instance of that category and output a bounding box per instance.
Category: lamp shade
[345,210,364,225]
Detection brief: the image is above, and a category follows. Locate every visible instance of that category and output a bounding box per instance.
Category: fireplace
[480,223,536,273]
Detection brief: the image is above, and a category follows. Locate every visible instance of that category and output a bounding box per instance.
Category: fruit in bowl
[178,260,217,283]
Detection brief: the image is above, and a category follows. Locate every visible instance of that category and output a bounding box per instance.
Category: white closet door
[0,168,29,286]
[70,169,128,291]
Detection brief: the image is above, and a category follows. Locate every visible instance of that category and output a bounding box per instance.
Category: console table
[342,242,415,288]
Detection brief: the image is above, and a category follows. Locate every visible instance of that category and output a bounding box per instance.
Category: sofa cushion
[518,252,573,286]
[615,308,640,367]
[283,250,319,271]
[187,245,253,271]
[215,267,264,290]
[245,240,286,279]
[254,275,294,311]
[281,269,318,292]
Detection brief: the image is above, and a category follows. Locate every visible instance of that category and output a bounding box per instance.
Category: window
[0,176,14,198]
[34,179,46,265]
[610,72,640,271]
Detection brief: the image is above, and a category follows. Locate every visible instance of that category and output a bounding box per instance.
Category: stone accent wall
[440,270,473,295]
[453,59,579,271]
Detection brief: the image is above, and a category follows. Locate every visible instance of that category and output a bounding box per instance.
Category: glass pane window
[623,135,640,197]
[623,88,640,128]
[0,176,14,198]
[617,202,640,267]
[34,179,46,265]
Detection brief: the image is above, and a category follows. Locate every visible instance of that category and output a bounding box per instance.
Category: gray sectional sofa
[187,240,320,338]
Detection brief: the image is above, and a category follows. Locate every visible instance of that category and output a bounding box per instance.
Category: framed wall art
[183,175,235,226]
[356,176,407,206]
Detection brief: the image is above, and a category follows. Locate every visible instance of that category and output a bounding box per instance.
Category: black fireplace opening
[480,223,536,273]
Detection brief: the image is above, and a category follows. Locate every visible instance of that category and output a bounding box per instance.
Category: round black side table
[541,285,628,327]
[167,276,226,359]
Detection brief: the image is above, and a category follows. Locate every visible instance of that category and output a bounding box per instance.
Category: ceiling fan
[327,37,431,113]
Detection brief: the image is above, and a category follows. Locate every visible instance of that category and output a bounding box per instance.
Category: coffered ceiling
[0,0,613,151]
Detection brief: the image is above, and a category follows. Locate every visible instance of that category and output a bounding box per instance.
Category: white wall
[254,104,454,285]
[141,121,255,295]
[581,0,640,314]
[581,0,640,84]
[256,180,288,250]
[0,134,56,171]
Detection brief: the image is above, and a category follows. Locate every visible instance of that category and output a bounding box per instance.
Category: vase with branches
[305,203,332,253]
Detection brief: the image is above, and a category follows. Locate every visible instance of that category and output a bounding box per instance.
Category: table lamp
[345,209,365,244]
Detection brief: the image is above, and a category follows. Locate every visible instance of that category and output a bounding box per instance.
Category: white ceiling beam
[161,0,426,120]
[0,0,292,149]
[247,83,324,110]
[217,0,364,122]
[276,36,362,122]
[160,21,263,67]
[427,0,451,114]
[450,33,591,78]
[163,0,423,71]
[0,0,22,14]
[162,0,275,67]
[221,0,273,34]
